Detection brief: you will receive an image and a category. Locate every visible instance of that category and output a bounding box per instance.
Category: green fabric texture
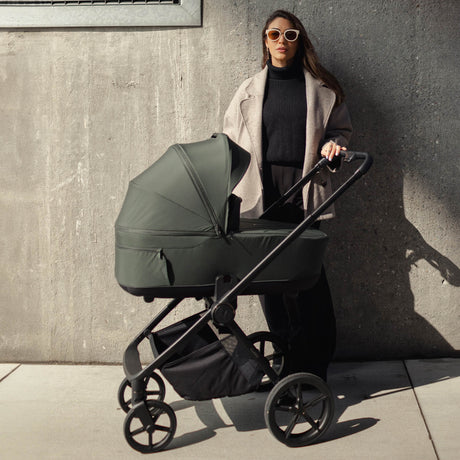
[115,134,250,236]
[116,219,327,290]
[115,134,328,293]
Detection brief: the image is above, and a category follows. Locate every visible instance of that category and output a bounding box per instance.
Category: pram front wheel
[248,331,287,390]
[118,372,166,413]
[124,400,176,453]
[265,372,334,447]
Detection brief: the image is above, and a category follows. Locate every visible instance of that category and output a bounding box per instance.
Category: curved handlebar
[261,150,373,220]
[341,150,373,176]
[318,150,373,177]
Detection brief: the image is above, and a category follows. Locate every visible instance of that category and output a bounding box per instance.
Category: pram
[115,133,372,453]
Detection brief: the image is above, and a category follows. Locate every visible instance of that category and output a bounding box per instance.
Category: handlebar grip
[340,150,373,176]
[322,150,372,175]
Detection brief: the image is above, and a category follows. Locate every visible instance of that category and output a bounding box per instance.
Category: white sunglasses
[265,28,300,42]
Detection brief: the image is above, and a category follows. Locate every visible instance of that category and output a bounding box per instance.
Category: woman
[223,10,352,381]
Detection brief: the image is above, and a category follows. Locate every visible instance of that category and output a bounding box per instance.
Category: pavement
[0,359,459,460]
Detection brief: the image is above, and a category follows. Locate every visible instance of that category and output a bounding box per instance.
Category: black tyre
[118,372,166,413]
[124,400,176,453]
[265,372,334,447]
[248,331,288,390]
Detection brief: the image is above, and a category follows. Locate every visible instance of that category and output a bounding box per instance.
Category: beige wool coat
[223,66,352,220]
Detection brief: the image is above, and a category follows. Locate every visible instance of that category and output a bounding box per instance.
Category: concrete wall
[1,0,459,363]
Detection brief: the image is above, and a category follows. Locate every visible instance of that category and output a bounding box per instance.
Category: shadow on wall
[323,70,460,360]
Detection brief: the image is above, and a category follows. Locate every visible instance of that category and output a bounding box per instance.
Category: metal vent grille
[0,0,180,4]
[0,0,201,27]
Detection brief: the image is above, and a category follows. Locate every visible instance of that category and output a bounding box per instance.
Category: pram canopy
[115,134,328,297]
[115,133,250,236]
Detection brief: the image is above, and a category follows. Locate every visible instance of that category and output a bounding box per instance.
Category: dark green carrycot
[115,133,328,298]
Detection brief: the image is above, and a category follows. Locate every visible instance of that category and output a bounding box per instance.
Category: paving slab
[0,362,437,459]
[406,358,460,460]
[324,361,436,460]
[0,365,129,459]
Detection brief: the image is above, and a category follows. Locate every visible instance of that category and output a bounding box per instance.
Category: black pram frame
[117,148,372,453]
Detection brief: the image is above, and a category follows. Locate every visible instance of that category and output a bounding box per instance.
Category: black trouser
[261,163,336,380]
[259,220,336,381]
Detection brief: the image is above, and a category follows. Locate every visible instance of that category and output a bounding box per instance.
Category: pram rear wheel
[124,400,176,453]
[248,331,287,390]
[265,372,334,447]
[118,372,166,413]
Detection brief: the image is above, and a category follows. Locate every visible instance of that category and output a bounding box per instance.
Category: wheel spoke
[130,426,146,436]
[304,393,327,409]
[296,384,304,406]
[285,413,300,438]
[259,340,266,356]
[267,351,283,363]
[154,424,173,433]
[301,409,319,431]
[148,431,153,446]
[146,390,161,396]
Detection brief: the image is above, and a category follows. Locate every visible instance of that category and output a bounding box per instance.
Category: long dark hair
[262,9,345,105]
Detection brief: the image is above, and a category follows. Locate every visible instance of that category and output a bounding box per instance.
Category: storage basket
[153,313,264,400]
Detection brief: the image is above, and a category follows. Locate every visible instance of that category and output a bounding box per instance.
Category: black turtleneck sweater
[262,59,307,217]
[262,59,306,165]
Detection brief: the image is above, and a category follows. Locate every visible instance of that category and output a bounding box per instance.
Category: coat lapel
[239,67,267,169]
[304,70,336,163]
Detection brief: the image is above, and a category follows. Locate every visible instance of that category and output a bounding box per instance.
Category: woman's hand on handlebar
[321,140,347,162]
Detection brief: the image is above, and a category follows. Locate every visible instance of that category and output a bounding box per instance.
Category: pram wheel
[124,400,176,453]
[265,372,334,447]
[118,372,166,413]
[248,331,287,390]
